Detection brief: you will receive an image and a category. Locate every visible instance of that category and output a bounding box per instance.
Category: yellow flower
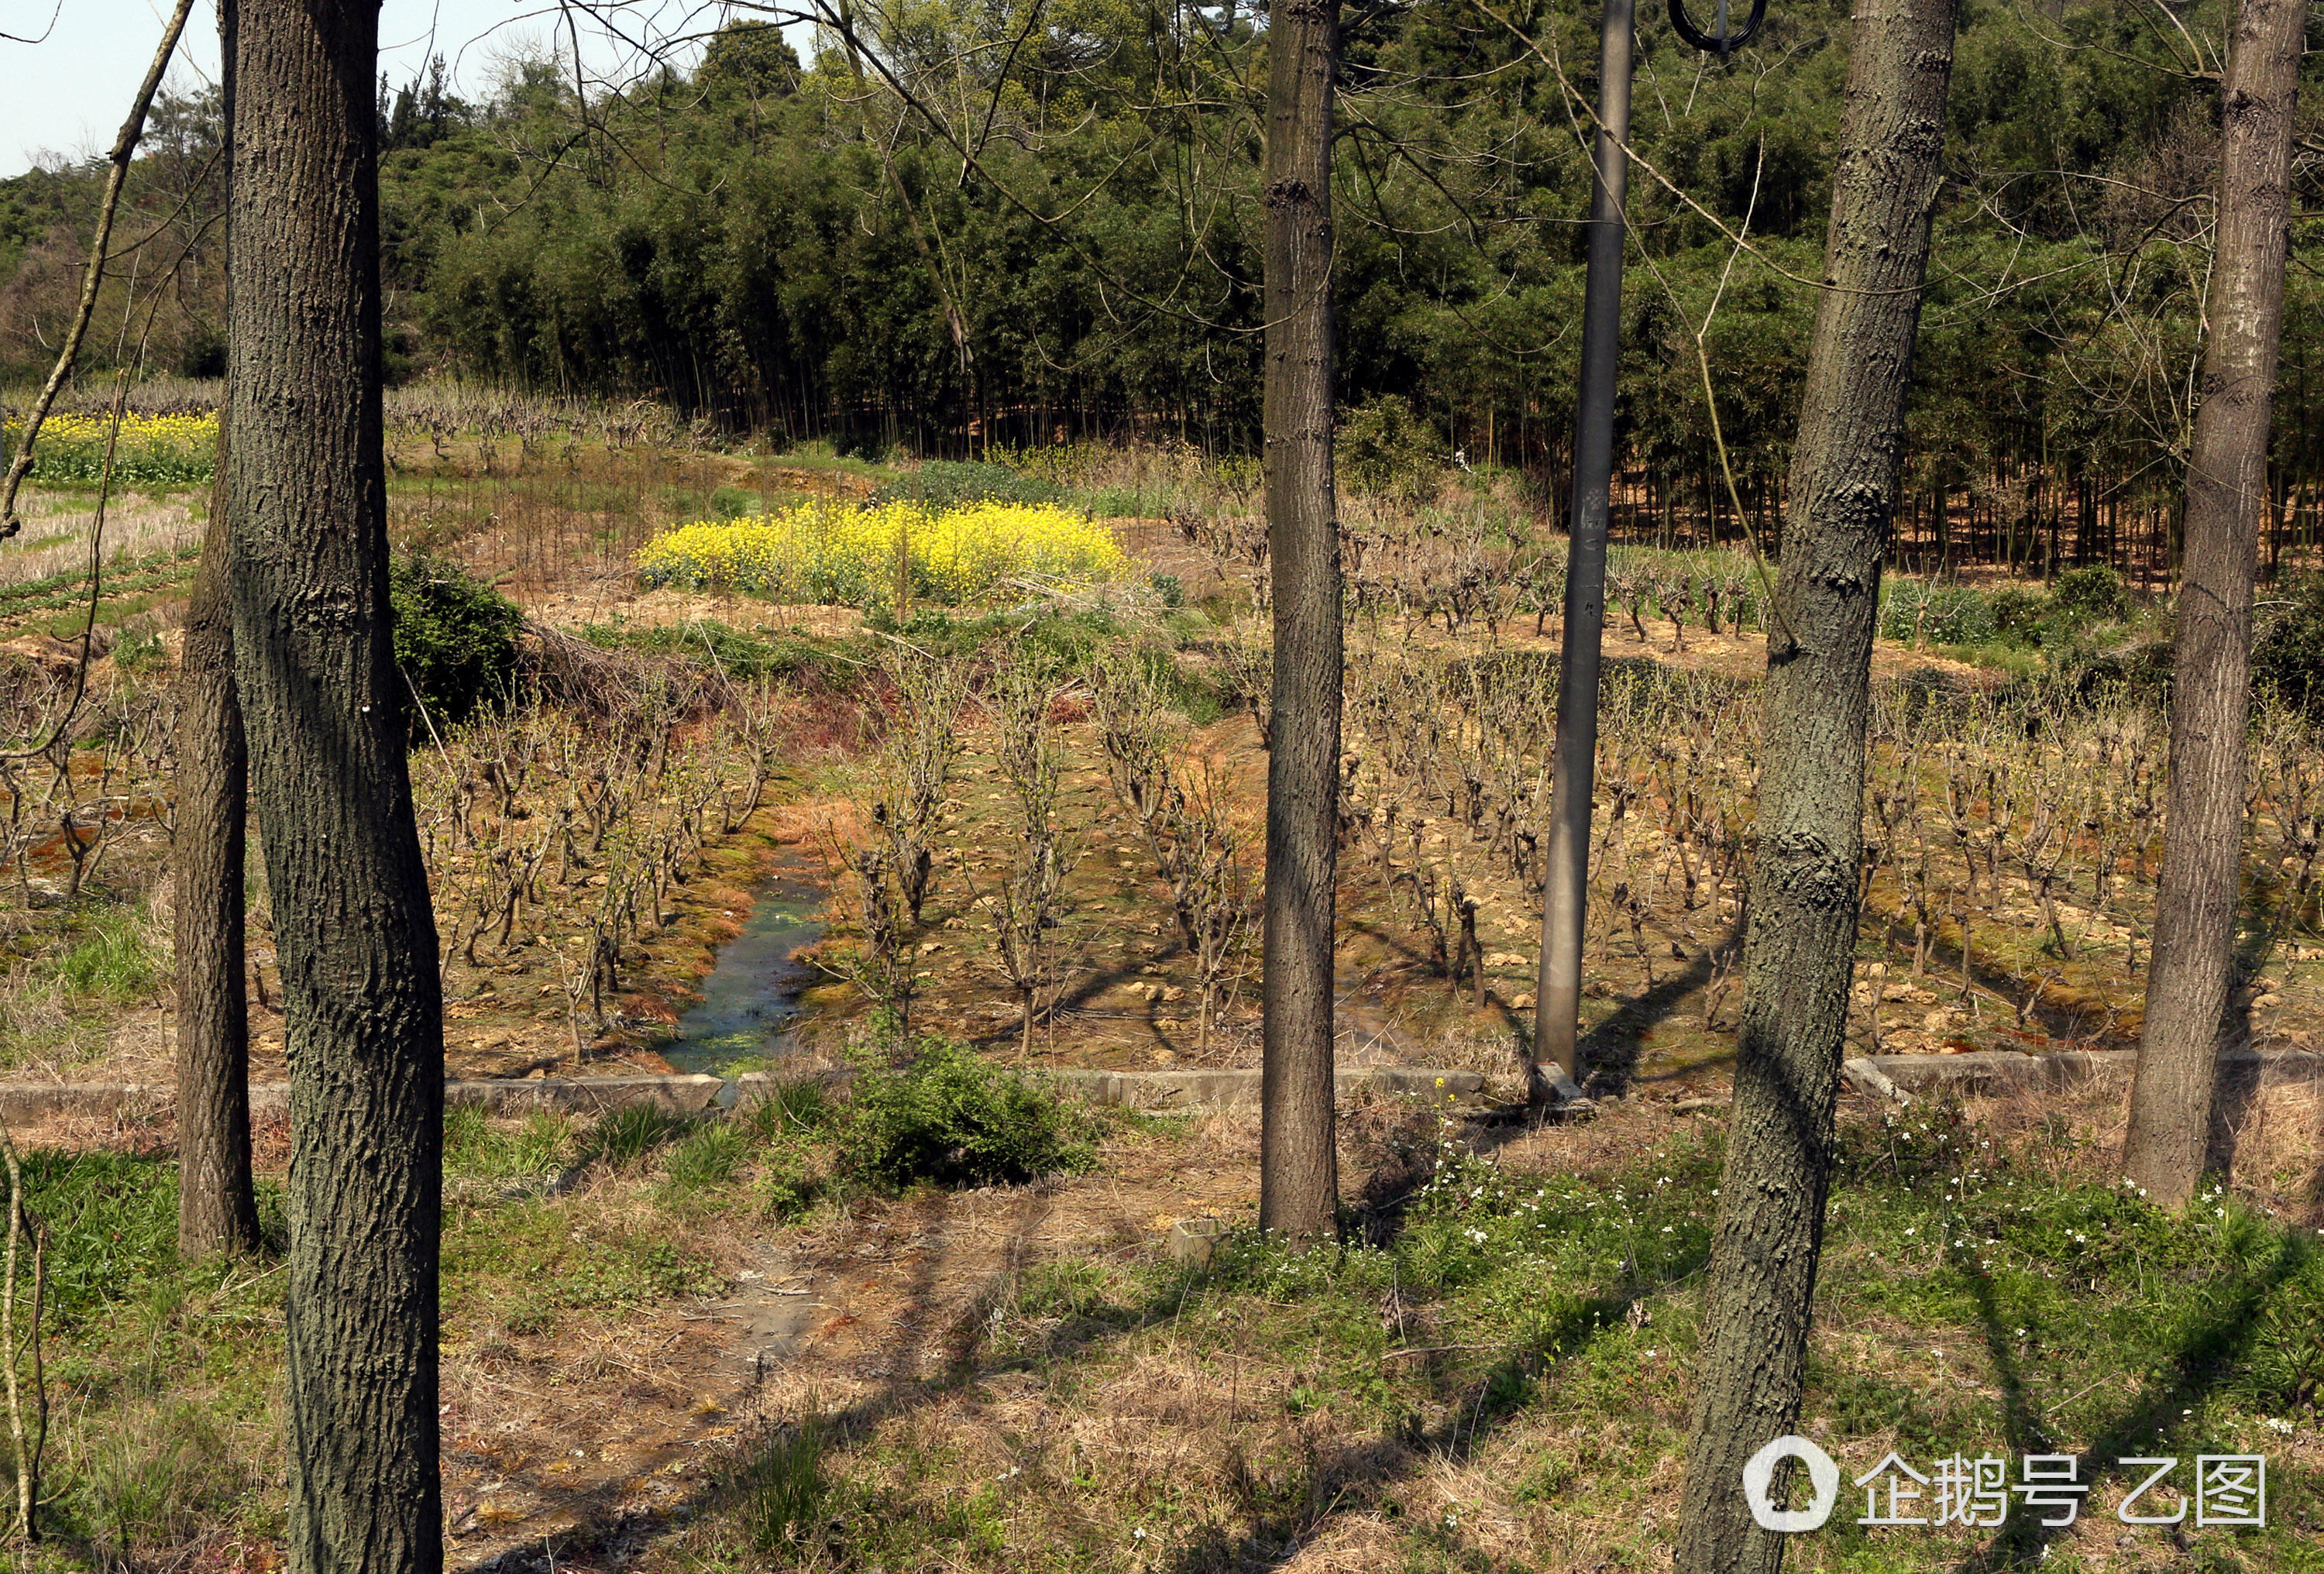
[636,498,1127,607]
[1,411,218,486]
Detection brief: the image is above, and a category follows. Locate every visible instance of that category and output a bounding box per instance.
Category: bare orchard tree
[1259,0,1344,1245]
[869,644,969,926]
[1090,658,1258,1053]
[226,2,444,1570]
[1674,0,1961,1567]
[964,656,1080,1055]
[2122,0,2304,1206]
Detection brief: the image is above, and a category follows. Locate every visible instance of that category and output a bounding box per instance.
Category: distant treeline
[5,2,2323,580]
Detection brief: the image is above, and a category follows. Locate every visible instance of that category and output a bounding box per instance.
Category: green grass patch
[442,1194,725,1333]
[53,905,163,1002]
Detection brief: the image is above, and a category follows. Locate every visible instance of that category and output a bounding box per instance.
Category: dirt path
[439,1115,1266,1572]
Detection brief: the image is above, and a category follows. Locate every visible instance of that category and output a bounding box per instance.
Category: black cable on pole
[1669,0,1767,58]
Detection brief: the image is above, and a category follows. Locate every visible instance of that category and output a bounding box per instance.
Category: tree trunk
[227,3,445,1570]
[1257,0,1342,1244]
[176,442,259,1258]
[175,0,257,1263]
[2122,0,2301,1205]
[1673,0,1958,1566]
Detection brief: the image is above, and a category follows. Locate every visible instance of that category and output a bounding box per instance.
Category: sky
[0,0,813,178]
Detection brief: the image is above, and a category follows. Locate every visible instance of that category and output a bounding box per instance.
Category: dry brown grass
[0,490,198,592]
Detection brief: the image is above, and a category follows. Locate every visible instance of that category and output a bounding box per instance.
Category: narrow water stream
[660,851,829,1077]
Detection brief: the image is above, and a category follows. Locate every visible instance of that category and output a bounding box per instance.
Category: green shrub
[1336,394,1447,500]
[112,626,169,675]
[2256,573,2324,722]
[1987,583,2051,640]
[388,548,523,733]
[2049,565,2132,625]
[1880,581,2002,646]
[846,1038,1096,1188]
[750,1139,821,1221]
[871,460,1061,510]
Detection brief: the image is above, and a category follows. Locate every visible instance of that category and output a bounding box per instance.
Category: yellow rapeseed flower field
[0,411,218,486]
[636,499,1128,607]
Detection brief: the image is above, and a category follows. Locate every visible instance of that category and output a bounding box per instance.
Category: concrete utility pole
[1532,0,1762,1099]
[1530,0,1635,1096]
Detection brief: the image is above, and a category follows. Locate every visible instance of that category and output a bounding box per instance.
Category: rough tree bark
[175,0,258,1262]
[227,3,445,1570]
[176,450,259,1256]
[1257,0,1342,1242]
[1673,0,1958,1566]
[2121,0,2302,1206]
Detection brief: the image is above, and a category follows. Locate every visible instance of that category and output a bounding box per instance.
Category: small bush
[1987,583,2050,640]
[1337,394,1448,501]
[389,549,523,732]
[112,626,169,675]
[2049,565,2131,625]
[1882,580,1999,646]
[752,1143,820,1220]
[734,1080,833,1218]
[845,1039,1096,1188]
[2256,573,2324,722]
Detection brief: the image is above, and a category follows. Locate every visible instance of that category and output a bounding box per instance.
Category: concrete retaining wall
[0,1065,1490,1126]
[1848,1047,2323,1103]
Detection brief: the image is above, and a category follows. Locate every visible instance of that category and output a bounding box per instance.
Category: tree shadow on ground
[465,1174,1202,1572]
[1153,1245,1711,1572]
[1573,936,1727,1100]
[1953,1234,2307,1572]
[469,1153,1710,1574]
